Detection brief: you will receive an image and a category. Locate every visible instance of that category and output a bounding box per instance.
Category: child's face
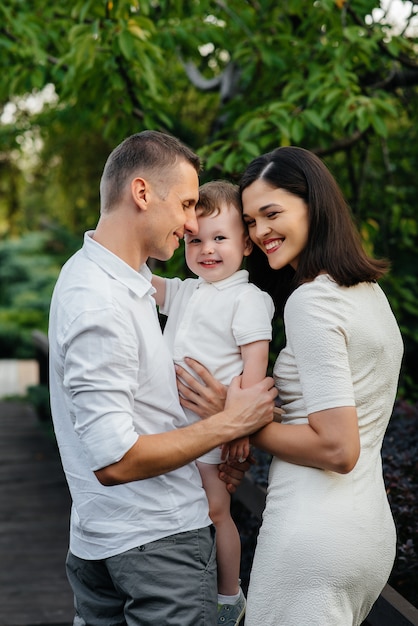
[184,203,252,282]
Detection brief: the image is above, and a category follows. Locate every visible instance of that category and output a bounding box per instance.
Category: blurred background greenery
[0,0,417,398]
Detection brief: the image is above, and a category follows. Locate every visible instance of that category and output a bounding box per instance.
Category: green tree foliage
[0,0,417,395]
[0,228,79,357]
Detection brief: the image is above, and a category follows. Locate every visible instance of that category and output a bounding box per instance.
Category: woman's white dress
[245,275,404,626]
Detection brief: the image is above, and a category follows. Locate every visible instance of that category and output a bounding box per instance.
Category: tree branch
[182,59,240,103]
[312,130,367,157]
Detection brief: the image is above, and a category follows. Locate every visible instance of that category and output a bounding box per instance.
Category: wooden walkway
[0,401,74,626]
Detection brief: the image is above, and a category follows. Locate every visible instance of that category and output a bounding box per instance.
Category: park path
[0,401,74,626]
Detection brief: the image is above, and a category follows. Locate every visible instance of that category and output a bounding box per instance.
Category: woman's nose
[255,220,270,239]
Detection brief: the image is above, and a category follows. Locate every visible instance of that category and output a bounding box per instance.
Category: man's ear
[131,177,148,210]
[243,235,253,257]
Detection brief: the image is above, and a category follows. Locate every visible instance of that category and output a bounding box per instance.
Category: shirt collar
[199,269,249,291]
[83,231,155,298]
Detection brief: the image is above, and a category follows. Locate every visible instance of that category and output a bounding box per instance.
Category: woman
[177,147,403,626]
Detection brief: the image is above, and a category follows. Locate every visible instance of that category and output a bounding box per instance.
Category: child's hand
[226,436,250,463]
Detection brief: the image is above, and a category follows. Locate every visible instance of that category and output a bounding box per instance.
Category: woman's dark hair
[239,146,389,314]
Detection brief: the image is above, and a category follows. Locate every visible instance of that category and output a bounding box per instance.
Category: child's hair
[197,180,241,218]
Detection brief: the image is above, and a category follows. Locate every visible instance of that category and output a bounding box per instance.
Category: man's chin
[155,249,177,262]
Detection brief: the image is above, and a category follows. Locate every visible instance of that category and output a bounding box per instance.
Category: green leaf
[117,30,134,60]
[302,109,324,130]
[371,114,388,138]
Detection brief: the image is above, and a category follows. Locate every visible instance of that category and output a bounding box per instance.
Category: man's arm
[95,375,277,485]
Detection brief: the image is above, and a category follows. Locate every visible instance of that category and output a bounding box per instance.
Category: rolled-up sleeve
[63,306,139,470]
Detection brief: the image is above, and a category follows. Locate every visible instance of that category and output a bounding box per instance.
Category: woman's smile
[264,238,284,254]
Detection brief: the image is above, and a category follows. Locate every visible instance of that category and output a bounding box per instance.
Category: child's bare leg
[197,460,241,596]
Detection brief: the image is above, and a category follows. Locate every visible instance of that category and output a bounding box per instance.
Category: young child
[152,180,274,626]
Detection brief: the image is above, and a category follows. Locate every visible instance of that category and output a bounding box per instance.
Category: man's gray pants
[66,525,217,626]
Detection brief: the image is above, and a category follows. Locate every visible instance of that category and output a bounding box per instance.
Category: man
[49,130,276,626]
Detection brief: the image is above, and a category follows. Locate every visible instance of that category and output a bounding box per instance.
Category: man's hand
[223,375,277,436]
[176,357,227,418]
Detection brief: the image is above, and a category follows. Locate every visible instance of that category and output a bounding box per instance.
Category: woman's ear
[131,177,148,210]
[243,235,253,257]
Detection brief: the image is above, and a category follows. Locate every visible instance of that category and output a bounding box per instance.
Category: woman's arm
[251,406,360,474]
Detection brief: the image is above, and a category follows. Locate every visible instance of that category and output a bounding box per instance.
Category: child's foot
[217,588,246,625]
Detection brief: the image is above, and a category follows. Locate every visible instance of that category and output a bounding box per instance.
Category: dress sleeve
[284,280,355,414]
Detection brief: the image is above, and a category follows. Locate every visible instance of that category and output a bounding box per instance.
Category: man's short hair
[100,130,201,212]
